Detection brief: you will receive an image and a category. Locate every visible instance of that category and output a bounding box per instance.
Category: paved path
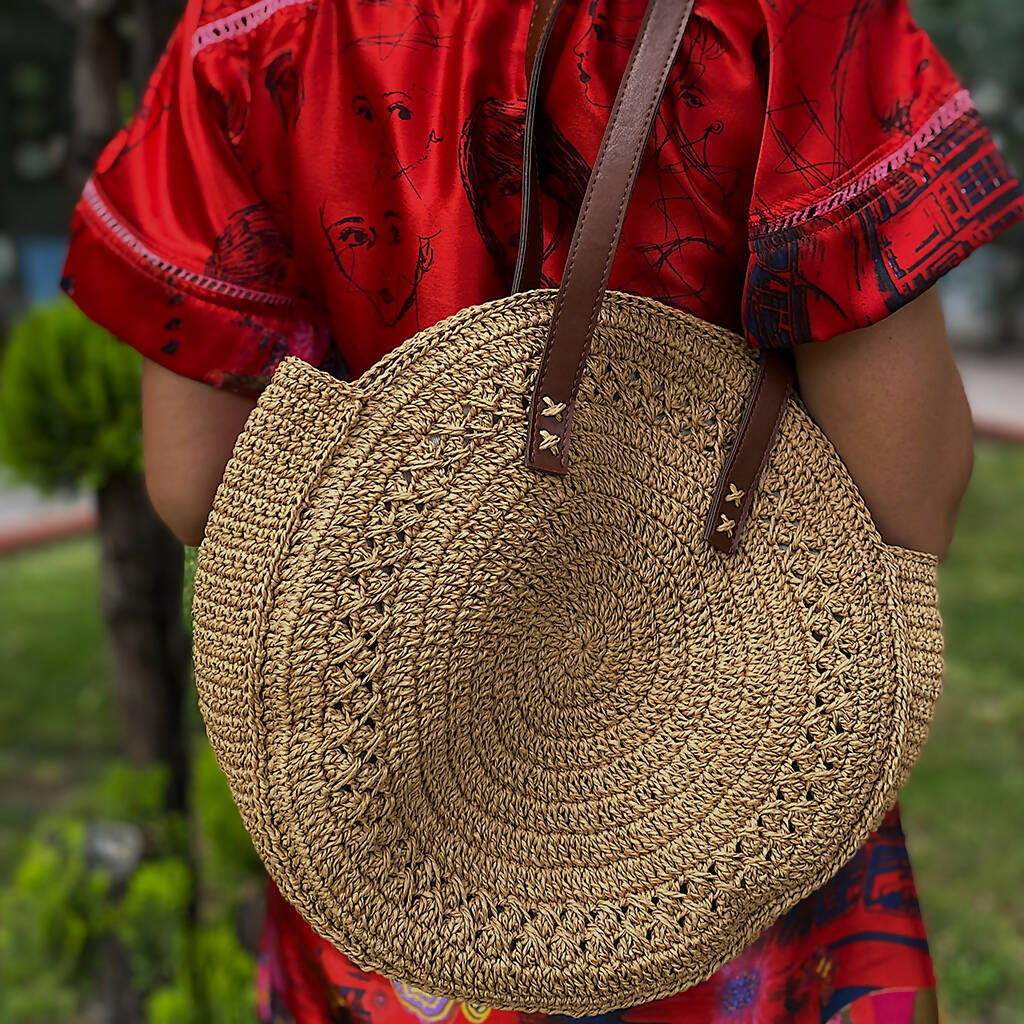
[0,480,96,554]
[956,351,1024,442]
[0,351,1020,553]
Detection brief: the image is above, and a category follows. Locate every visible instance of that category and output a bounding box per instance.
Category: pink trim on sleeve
[190,0,314,57]
[82,177,296,309]
[752,90,976,237]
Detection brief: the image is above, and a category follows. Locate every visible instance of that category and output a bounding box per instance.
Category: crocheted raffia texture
[192,289,943,1016]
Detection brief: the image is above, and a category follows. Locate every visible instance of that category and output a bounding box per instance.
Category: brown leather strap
[524,0,696,474]
[511,0,564,294]
[703,348,794,554]
[519,0,795,555]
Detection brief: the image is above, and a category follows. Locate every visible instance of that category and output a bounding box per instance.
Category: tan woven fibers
[192,288,944,1016]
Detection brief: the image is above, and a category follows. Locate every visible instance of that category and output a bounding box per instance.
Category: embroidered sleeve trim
[190,0,315,58]
[741,101,1024,350]
[82,177,297,310]
[750,89,976,238]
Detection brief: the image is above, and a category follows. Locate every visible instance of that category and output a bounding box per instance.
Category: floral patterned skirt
[256,804,942,1024]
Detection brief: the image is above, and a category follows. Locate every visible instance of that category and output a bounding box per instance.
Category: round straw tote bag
[192,0,944,1014]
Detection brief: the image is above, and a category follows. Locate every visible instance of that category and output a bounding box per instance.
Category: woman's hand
[140,358,256,547]
[791,286,974,560]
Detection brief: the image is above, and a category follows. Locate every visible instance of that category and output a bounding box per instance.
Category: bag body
[191,0,943,1014]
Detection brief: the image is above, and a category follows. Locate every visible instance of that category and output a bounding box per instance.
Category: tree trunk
[96,472,190,811]
[69,0,122,184]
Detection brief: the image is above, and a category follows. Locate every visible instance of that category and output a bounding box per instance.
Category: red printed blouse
[62,1,1024,1022]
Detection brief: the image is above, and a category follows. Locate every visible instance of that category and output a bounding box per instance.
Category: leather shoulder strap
[520,0,795,556]
[524,0,696,475]
[511,0,564,294]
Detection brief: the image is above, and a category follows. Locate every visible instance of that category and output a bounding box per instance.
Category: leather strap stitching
[527,0,694,465]
[526,19,654,461]
[703,351,793,554]
[567,9,691,440]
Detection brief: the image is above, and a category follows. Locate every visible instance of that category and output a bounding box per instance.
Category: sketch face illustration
[317,85,443,326]
[652,23,740,213]
[459,98,589,290]
[351,87,445,200]
[321,205,434,327]
[458,99,525,283]
[572,0,646,108]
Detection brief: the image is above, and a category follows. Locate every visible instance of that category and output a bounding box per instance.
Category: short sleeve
[741,0,1024,351]
[60,1,338,395]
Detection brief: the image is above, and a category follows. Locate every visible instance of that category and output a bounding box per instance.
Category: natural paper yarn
[192,287,944,1016]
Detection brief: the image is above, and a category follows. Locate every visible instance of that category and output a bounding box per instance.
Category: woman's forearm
[791,287,974,560]
[140,358,257,547]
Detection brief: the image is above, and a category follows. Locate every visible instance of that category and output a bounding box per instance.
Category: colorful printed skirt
[256,804,944,1024]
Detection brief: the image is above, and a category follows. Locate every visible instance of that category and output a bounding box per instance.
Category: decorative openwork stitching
[190,0,314,58]
[82,178,296,309]
[190,292,943,1017]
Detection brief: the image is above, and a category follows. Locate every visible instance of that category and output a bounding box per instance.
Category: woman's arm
[791,286,974,560]
[140,358,256,547]
[140,287,973,557]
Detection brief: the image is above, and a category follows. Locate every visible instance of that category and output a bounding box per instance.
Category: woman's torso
[222,2,940,1019]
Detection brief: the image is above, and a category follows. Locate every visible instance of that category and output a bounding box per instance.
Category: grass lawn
[0,439,1021,1021]
[0,536,120,871]
[900,440,1024,1023]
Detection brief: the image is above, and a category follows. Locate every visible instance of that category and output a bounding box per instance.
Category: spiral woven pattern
[192,289,944,1015]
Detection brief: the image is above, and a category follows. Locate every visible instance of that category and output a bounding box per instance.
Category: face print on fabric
[572,0,646,108]
[266,51,304,131]
[352,86,446,199]
[653,21,740,211]
[458,98,590,291]
[318,84,444,327]
[205,201,293,291]
[320,205,435,328]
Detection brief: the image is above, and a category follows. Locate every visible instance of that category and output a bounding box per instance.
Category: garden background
[1,1,1022,1022]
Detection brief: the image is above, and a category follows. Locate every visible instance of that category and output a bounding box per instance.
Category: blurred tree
[52,0,191,814]
[0,300,190,813]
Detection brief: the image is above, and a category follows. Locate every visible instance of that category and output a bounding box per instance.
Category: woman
[61,0,1024,1021]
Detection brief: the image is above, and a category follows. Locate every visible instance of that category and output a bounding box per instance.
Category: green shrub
[147,924,257,1024]
[115,858,193,994]
[0,297,142,492]
[0,819,110,1023]
[0,753,263,1024]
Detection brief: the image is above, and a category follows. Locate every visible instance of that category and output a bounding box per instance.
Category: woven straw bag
[191,0,944,1014]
